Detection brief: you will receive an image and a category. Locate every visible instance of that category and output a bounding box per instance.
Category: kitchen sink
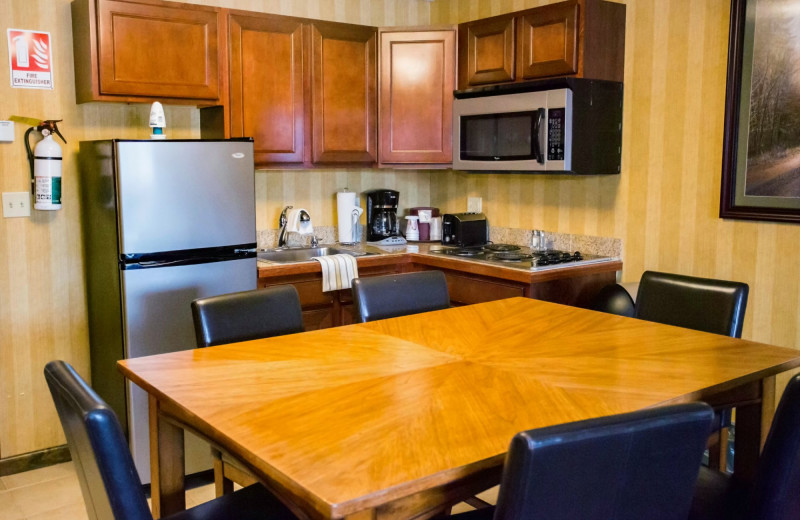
[257,246,373,263]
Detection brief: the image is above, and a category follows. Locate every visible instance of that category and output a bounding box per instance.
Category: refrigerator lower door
[121,257,256,483]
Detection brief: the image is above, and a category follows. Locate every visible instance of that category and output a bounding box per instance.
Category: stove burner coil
[488,252,534,262]
[454,249,484,257]
[483,244,521,252]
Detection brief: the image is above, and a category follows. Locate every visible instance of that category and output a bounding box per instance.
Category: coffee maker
[366,189,401,243]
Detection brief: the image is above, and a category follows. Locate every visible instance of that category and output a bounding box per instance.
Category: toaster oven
[441,212,488,247]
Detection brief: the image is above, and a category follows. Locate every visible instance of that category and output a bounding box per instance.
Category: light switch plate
[467,197,482,213]
[3,192,31,218]
[0,121,14,142]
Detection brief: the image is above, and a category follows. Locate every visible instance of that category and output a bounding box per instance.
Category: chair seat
[168,484,297,520]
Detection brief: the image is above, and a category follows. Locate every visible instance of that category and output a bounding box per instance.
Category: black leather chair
[689,374,800,520]
[590,283,635,317]
[591,271,749,470]
[634,271,749,338]
[351,270,450,323]
[591,272,749,337]
[452,403,714,520]
[191,286,304,495]
[191,285,304,348]
[43,360,298,520]
[636,271,749,470]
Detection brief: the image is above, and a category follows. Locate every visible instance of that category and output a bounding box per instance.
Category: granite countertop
[256,231,622,285]
[256,227,622,270]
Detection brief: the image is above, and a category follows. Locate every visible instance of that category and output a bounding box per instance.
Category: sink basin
[257,247,372,263]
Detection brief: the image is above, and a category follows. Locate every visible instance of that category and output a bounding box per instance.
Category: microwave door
[453,90,549,171]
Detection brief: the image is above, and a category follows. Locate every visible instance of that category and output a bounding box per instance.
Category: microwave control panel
[547,108,565,161]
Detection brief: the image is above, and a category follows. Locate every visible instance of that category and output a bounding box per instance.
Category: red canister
[409,207,439,241]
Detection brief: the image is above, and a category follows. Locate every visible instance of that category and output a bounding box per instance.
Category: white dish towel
[286,208,314,235]
[312,254,359,292]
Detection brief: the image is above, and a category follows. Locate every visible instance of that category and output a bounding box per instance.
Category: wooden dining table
[118,297,800,520]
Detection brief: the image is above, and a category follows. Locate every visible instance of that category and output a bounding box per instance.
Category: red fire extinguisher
[18,118,67,211]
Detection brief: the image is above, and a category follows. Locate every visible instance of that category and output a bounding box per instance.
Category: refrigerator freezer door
[121,257,257,482]
[115,140,255,255]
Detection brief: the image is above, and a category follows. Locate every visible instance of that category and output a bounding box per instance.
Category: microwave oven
[452,78,623,174]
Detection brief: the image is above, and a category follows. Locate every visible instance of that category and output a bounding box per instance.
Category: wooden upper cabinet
[457,0,625,90]
[228,13,305,164]
[458,15,515,88]
[517,1,578,80]
[310,22,377,164]
[379,28,456,165]
[72,0,222,103]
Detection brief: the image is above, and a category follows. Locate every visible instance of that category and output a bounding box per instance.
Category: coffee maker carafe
[366,189,400,243]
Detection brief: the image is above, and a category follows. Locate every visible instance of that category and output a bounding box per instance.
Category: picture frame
[719,0,800,223]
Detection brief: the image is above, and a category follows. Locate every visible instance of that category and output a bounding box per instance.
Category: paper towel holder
[337,188,363,245]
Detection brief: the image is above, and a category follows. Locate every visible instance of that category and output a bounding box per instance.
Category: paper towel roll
[337,189,360,244]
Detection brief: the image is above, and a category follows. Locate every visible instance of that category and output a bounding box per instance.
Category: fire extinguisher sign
[7,29,53,90]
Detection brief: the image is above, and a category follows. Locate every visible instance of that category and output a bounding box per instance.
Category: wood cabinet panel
[529,271,616,308]
[459,15,515,88]
[287,279,334,307]
[302,308,334,331]
[379,28,455,165]
[444,273,525,306]
[95,0,220,100]
[517,1,578,80]
[228,13,305,164]
[310,22,377,164]
[457,0,625,90]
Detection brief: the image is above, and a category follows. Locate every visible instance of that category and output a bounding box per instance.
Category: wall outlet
[467,197,482,213]
[3,192,31,218]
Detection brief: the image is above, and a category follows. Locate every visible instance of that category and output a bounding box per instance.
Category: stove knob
[573,251,583,261]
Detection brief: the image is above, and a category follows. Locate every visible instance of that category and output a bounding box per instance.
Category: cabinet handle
[533,107,545,164]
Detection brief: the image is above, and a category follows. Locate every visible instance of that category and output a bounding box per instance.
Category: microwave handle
[533,108,545,164]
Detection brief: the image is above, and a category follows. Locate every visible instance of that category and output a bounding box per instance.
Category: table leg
[733,376,775,482]
[149,394,186,518]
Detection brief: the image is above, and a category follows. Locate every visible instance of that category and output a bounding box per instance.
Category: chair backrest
[635,271,749,338]
[590,283,636,317]
[351,270,450,323]
[745,374,800,519]
[191,285,304,348]
[44,360,151,520]
[493,403,714,520]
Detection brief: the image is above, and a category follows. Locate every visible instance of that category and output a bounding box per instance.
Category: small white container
[405,215,420,241]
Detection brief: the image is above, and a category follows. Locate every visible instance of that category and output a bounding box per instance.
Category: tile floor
[0,462,496,519]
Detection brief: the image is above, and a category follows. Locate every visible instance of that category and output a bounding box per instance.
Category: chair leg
[212,449,234,496]
[464,497,493,509]
[706,428,729,472]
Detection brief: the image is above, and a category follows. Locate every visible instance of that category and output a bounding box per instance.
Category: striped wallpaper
[1,0,798,458]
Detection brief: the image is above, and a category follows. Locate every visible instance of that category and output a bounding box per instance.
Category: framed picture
[720,0,800,223]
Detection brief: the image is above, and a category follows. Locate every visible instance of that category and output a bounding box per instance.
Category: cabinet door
[379,29,455,165]
[96,0,220,100]
[459,15,515,89]
[517,1,579,80]
[444,273,525,306]
[229,13,305,164]
[310,22,377,164]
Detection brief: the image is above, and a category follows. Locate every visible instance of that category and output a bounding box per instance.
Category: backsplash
[260,225,621,258]
[490,227,622,257]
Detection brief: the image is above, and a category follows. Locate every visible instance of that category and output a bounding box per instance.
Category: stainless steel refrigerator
[79,139,256,483]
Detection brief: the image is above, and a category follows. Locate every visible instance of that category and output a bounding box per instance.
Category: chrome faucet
[278,206,319,247]
[278,206,293,247]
